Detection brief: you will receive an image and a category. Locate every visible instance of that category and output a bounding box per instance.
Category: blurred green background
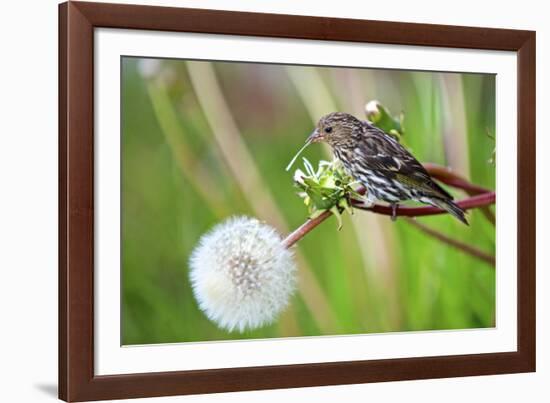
[121,57,495,345]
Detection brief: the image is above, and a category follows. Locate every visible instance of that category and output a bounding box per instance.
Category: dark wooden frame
[59,1,536,401]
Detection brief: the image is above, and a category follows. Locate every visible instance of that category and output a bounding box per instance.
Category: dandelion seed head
[189,216,297,332]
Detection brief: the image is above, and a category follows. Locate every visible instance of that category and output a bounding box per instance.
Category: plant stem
[282,190,495,249]
[282,165,496,255]
[405,218,495,266]
[282,211,332,249]
[352,192,495,217]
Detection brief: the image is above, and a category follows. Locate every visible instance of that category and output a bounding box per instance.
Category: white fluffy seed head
[189,216,297,333]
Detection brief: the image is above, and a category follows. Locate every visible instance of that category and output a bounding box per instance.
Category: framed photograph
[59,1,536,401]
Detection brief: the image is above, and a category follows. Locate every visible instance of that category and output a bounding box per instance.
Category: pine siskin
[306,112,468,224]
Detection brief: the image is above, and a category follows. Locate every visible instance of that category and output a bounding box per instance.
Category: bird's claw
[391,203,398,222]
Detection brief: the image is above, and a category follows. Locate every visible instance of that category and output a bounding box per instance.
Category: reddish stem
[282,211,332,249]
[405,218,495,266]
[352,192,495,217]
[283,193,495,248]
[283,163,496,249]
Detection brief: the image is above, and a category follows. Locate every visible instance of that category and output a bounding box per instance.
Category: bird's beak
[306,128,322,144]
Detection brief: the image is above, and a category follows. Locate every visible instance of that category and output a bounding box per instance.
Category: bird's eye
[324,127,333,134]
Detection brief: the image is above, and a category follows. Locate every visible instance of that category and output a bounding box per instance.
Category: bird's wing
[359,125,453,200]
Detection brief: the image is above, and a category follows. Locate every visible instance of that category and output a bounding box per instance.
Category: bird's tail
[431,198,469,225]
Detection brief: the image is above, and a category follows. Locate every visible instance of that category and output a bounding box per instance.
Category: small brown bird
[307,112,468,224]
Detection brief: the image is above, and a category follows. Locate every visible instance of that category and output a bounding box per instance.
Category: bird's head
[307,112,362,149]
[285,112,363,172]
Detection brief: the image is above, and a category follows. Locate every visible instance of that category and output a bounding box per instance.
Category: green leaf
[290,158,360,230]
